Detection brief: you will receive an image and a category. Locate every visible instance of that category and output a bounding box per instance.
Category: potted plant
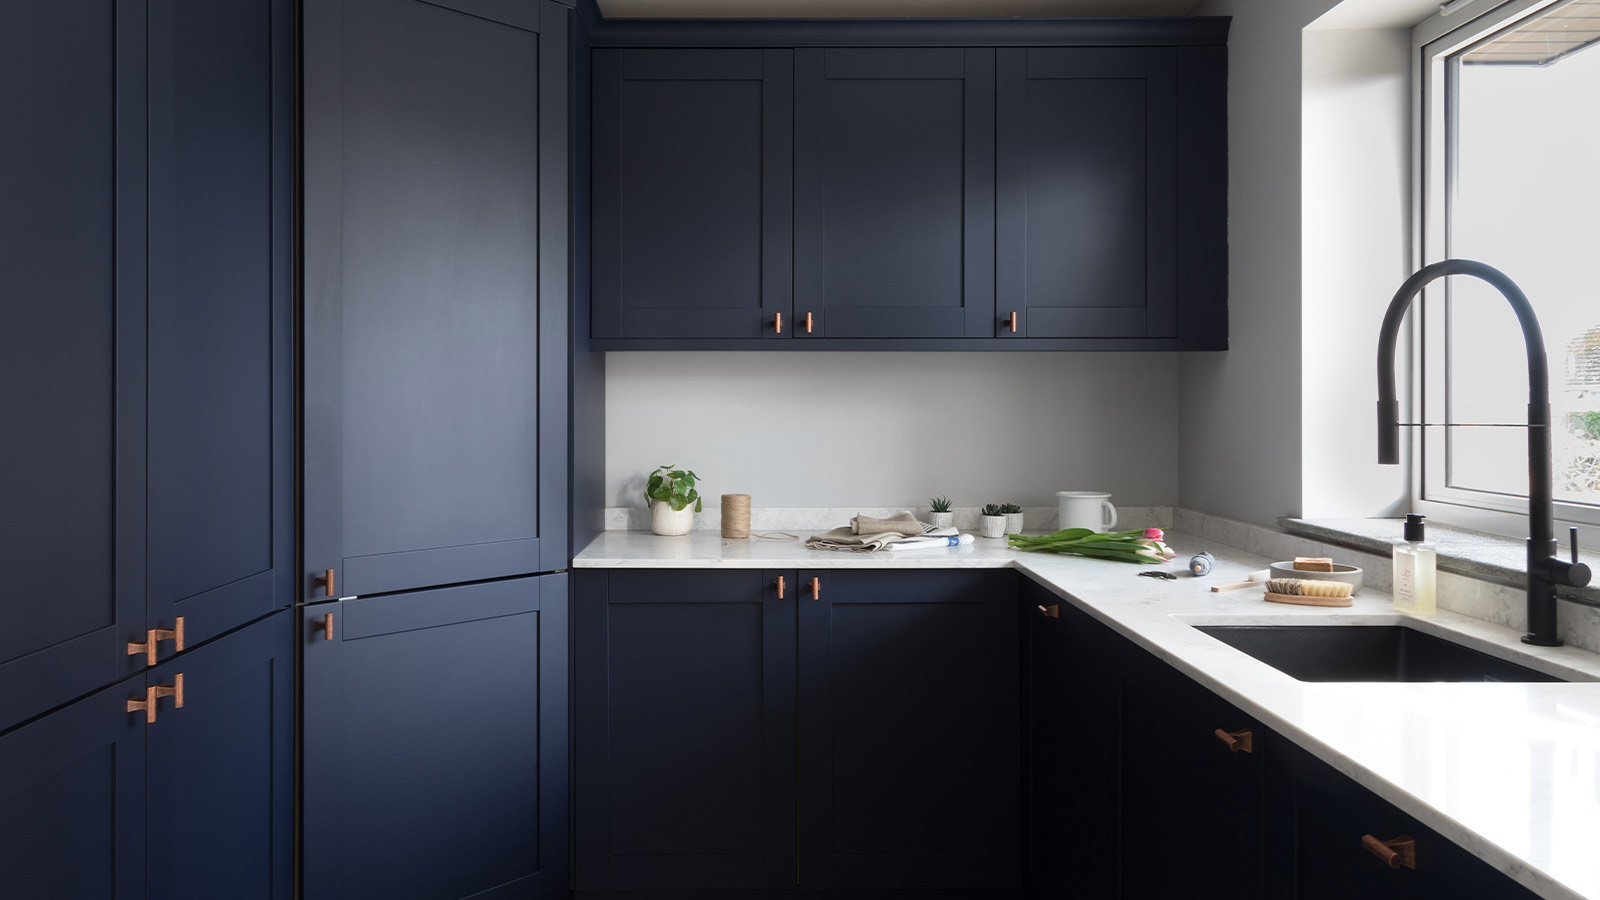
[979,503,1008,539]
[928,496,955,528]
[645,464,702,536]
[1000,502,1024,535]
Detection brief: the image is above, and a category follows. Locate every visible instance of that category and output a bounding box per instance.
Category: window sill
[1281,517,1600,610]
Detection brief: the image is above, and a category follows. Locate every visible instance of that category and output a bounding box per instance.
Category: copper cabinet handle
[1213,728,1255,754]
[774,312,783,334]
[1037,604,1060,618]
[128,630,158,667]
[153,617,184,654]
[1008,311,1018,333]
[775,576,785,599]
[127,686,158,723]
[314,613,334,641]
[316,568,335,598]
[152,673,184,710]
[1362,834,1417,870]
[804,311,814,334]
[809,577,821,600]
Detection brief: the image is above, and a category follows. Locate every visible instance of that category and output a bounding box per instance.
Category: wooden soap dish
[1265,591,1353,608]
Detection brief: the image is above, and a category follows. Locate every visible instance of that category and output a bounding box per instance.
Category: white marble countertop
[574,529,1600,900]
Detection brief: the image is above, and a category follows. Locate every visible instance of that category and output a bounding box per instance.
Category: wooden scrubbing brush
[1264,578,1354,608]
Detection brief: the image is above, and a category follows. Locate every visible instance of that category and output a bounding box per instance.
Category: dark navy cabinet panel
[574,569,797,891]
[146,611,293,900]
[997,48,1178,340]
[794,49,995,339]
[303,0,569,599]
[0,0,148,731]
[592,49,794,340]
[146,0,294,652]
[796,568,1020,890]
[302,574,568,900]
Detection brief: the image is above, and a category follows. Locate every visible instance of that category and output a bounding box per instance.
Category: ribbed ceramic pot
[1005,512,1025,534]
[978,515,1008,539]
[929,511,955,528]
[650,500,695,536]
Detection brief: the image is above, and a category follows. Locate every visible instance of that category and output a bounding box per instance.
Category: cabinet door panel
[146,0,292,649]
[795,48,995,339]
[302,574,567,900]
[997,47,1177,339]
[303,0,568,599]
[0,682,145,900]
[574,569,796,891]
[146,611,293,900]
[0,0,147,730]
[593,49,793,340]
[797,569,1019,890]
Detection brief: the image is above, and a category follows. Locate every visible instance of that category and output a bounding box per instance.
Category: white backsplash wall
[604,351,1181,509]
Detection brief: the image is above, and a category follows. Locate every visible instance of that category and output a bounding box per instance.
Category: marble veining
[574,528,1600,900]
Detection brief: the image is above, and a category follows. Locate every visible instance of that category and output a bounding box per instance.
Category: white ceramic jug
[1057,491,1118,533]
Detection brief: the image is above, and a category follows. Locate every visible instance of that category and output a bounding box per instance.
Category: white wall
[604,352,1181,509]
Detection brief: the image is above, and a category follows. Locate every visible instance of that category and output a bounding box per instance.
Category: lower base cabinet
[301,574,569,900]
[0,610,294,900]
[574,568,1021,894]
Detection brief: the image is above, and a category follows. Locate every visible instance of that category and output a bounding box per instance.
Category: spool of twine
[721,494,751,538]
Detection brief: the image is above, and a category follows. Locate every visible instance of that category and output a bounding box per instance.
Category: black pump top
[1404,514,1427,543]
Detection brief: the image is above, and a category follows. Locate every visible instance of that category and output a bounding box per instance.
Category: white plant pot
[1005,512,1025,534]
[650,501,695,536]
[978,515,1008,539]
[929,511,955,528]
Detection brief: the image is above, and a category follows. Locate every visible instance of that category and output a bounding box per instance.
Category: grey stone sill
[1281,517,1600,609]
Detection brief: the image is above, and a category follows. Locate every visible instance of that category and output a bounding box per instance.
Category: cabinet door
[574,569,796,891]
[0,681,145,900]
[0,0,147,730]
[997,48,1177,339]
[795,49,996,339]
[592,49,793,341]
[1025,584,1115,900]
[1116,644,1264,900]
[797,569,1019,890]
[303,0,568,600]
[145,611,293,900]
[146,0,293,651]
[302,574,568,900]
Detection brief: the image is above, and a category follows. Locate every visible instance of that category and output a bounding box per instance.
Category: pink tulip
[1143,528,1164,541]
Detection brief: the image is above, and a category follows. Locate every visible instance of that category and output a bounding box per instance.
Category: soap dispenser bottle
[1393,514,1437,615]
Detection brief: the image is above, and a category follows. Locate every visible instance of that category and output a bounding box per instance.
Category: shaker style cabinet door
[592,49,794,341]
[574,569,797,891]
[302,575,568,900]
[996,47,1178,340]
[794,48,996,339]
[302,0,569,601]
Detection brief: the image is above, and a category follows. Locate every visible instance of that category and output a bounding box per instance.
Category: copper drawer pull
[1037,604,1059,618]
[128,631,158,667]
[804,311,814,334]
[775,576,786,599]
[314,613,334,641]
[1362,834,1417,870]
[774,312,783,334]
[127,686,158,723]
[1008,311,1018,333]
[317,568,335,598]
[152,673,184,710]
[809,577,821,600]
[1213,728,1254,754]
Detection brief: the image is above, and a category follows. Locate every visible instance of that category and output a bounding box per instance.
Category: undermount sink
[1196,625,1567,683]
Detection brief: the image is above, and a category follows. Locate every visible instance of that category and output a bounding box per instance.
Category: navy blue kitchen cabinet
[573,569,797,891]
[302,575,569,900]
[0,610,293,900]
[793,49,995,339]
[0,0,293,733]
[592,49,794,341]
[303,0,570,600]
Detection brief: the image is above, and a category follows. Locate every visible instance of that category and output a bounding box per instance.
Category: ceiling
[596,0,1207,18]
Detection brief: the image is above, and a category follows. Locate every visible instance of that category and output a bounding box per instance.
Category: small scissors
[1138,570,1179,580]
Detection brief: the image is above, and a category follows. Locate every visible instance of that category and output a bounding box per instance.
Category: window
[1415,0,1600,532]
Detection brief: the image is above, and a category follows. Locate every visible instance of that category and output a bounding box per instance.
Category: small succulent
[981,503,1006,517]
[929,496,953,513]
[999,502,1022,514]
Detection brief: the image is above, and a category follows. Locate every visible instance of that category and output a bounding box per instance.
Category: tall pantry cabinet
[300,0,572,897]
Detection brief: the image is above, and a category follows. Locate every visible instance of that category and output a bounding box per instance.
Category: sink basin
[1195,625,1567,683]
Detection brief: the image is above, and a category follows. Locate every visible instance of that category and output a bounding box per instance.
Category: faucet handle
[1565,527,1592,588]
[1572,527,1581,566]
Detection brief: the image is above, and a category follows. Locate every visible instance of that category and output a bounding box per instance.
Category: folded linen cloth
[807,524,959,553]
[850,513,926,535]
[883,533,976,552]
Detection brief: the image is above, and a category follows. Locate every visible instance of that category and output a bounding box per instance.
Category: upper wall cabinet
[592,49,793,341]
[587,19,1228,351]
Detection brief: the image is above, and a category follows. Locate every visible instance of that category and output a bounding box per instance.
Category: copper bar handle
[1361,834,1417,870]
[775,576,785,599]
[774,312,783,334]
[127,630,158,667]
[1037,604,1060,619]
[127,686,158,724]
[317,568,335,598]
[809,577,821,600]
[1213,728,1255,754]
[1008,311,1018,333]
[152,673,184,710]
[152,616,184,655]
[314,612,334,641]
[804,311,813,334]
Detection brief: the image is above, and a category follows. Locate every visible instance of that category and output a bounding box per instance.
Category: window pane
[1448,8,1600,506]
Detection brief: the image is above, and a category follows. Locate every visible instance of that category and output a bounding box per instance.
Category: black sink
[1195,625,1567,683]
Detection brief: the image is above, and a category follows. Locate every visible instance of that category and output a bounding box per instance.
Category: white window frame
[1411,0,1600,545]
